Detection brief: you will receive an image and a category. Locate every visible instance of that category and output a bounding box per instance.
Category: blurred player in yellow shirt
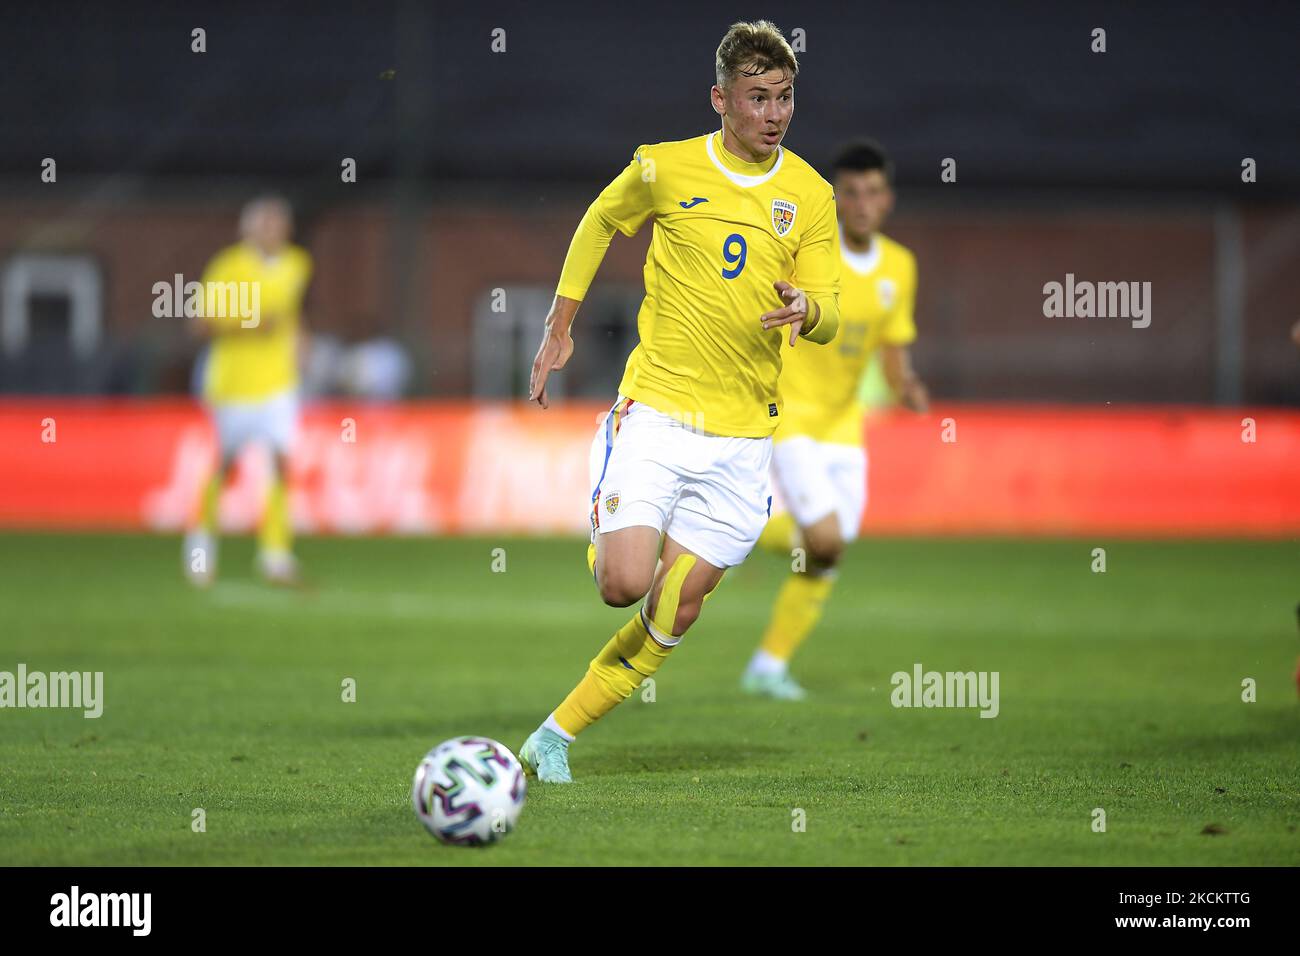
[517,21,840,782]
[742,140,930,699]
[183,197,313,587]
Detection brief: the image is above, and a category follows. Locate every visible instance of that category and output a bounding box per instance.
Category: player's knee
[804,526,844,567]
[808,539,844,567]
[597,567,651,608]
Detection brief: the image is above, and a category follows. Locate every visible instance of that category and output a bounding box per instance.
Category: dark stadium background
[0,0,1296,406]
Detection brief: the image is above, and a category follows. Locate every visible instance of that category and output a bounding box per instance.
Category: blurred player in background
[742,140,928,699]
[518,21,840,781]
[183,197,313,587]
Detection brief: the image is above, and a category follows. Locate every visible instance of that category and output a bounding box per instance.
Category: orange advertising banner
[0,399,1296,536]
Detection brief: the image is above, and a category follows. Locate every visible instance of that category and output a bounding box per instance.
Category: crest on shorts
[771,199,797,237]
[877,278,898,309]
[605,492,620,515]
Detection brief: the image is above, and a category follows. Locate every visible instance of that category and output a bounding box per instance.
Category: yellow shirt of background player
[776,232,916,447]
[200,242,313,403]
[556,132,841,439]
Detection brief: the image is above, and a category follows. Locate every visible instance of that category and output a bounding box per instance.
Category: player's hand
[761,281,814,347]
[529,326,574,409]
[898,377,930,413]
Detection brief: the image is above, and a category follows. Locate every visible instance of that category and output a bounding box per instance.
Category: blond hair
[715,20,798,89]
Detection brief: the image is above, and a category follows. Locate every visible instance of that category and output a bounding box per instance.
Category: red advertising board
[1,400,1296,536]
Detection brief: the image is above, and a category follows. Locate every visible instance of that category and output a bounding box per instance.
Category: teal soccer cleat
[518,726,574,783]
[740,670,808,701]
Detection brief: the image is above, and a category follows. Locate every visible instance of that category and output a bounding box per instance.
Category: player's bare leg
[744,512,842,699]
[643,534,727,635]
[257,449,300,587]
[183,451,235,588]
[591,524,662,607]
[522,531,724,782]
[801,513,846,570]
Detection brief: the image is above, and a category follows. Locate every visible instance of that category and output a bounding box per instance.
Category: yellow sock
[258,475,292,554]
[199,474,222,533]
[756,512,799,557]
[758,572,836,663]
[552,609,676,737]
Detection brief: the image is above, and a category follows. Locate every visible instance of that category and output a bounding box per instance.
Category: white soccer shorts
[587,396,773,569]
[770,435,868,542]
[209,389,300,459]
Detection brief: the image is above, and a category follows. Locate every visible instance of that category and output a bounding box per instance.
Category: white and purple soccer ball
[411,736,526,846]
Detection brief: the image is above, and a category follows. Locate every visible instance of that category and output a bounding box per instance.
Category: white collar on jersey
[705,131,785,188]
[840,228,882,275]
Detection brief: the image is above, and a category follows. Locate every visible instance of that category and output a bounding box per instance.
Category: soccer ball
[411,736,526,846]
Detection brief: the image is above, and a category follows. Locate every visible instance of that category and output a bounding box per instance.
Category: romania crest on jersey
[771,199,797,237]
[877,277,898,310]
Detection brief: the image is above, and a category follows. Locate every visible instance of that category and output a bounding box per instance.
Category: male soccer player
[519,21,841,782]
[741,140,929,699]
[183,196,313,587]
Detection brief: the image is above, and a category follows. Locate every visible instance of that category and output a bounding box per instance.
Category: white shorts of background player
[770,435,867,543]
[208,388,299,460]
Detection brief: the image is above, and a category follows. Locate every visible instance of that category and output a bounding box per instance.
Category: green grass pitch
[1,532,1297,866]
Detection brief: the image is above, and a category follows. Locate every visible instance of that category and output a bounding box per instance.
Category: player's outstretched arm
[879,250,924,410]
[529,295,579,408]
[530,146,655,409]
[882,345,929,412]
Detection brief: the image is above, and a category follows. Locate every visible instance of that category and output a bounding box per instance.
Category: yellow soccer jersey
[776,232,917,447]
[200,241,312,403]
[556,131,841,438]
